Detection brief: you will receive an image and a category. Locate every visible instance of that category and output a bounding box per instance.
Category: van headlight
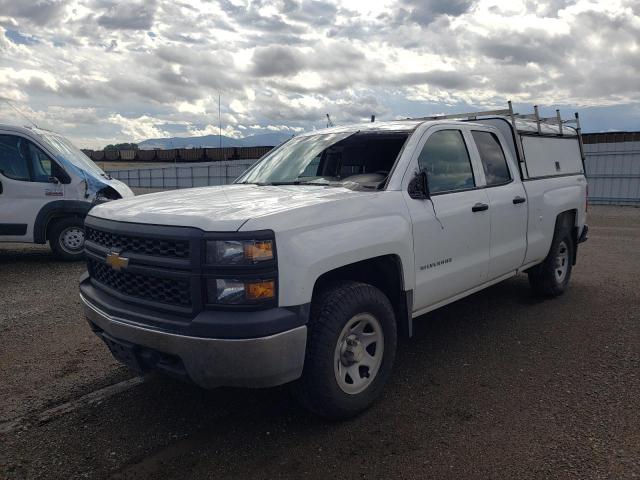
[205,239,274,265]
[94,186,122,204]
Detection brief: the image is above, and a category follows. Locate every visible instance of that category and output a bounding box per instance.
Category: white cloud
[0,0,636,148]
[108,114,172,141]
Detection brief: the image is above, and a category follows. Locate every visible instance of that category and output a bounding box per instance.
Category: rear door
[0,133,64,242]
[403,126,491,312]
[469,129,528,279]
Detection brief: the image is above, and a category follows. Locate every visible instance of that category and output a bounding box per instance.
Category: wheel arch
[33,200,92,244]
[311,254,414,338]
[554,209,578,265]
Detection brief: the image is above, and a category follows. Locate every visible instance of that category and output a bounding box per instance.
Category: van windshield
[38,131,107,177]
[236,131,409,189]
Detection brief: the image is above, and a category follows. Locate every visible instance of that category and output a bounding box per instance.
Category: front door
[404,127,491,312]
[0,134,63,242]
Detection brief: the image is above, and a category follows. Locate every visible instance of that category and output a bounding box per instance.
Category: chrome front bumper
[81,294,307,389]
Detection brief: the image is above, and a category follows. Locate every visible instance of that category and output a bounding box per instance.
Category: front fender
[276,214,414,306]
[240,191,415,306]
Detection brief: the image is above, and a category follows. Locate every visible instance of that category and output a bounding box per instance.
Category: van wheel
[528,226,574,297]
[294,281,397,419]
[49,217,85,261]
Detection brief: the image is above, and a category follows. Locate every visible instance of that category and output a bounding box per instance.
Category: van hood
[88,184,376,231]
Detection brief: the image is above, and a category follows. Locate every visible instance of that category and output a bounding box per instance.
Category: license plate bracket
[101,333,144,372]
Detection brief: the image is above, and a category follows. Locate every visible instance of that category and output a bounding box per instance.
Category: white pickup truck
[80,106,588,419]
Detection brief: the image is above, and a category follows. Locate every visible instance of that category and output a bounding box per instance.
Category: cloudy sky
[0,0,638,148]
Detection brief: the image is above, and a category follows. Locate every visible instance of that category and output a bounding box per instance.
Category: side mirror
[48,176,60,184]
[408,170,430,200]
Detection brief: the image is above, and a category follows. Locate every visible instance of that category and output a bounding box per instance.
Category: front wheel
[49,217,86,261]
[294,281,397,419]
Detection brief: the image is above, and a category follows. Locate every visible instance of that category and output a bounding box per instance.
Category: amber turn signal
[246,280,276,300]
[244,240,274,262]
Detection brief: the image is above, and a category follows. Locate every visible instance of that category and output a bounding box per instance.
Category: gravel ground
[1,205,639,479]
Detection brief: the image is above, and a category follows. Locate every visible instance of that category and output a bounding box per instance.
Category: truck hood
[88,184,376,231]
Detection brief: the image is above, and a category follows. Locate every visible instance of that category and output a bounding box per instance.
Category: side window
[0,135,62,183]
[0,135,30,181]
[471,131,511,186]
[417,130,475,194]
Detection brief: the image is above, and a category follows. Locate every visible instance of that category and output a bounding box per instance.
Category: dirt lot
[1,206,639,479]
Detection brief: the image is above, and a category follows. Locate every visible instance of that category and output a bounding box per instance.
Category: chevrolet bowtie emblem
[106,252,129,271]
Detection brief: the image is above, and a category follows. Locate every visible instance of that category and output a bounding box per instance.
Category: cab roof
[297,120,427,137]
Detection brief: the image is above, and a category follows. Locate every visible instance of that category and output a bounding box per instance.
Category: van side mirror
[51,163,71,184]
[48,176,60,184]
[408,170,430,199]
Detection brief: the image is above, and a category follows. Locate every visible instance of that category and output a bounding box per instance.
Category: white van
[0,124,133,260]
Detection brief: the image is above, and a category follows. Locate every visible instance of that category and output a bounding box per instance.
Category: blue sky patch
[5,29,39,46]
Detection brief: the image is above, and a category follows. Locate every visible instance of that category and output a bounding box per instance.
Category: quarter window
[417,130,475,194]
[472,131,511,186]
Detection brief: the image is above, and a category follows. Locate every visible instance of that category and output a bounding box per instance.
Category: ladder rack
[410,100,585,161]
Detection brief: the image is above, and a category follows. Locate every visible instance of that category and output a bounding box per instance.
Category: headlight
[207,278,276,305]
[94,186,122,203]
[205,239,274,265]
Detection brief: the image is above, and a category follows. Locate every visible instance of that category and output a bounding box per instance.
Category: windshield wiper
[253,181,333,186]
[238,180,338,187]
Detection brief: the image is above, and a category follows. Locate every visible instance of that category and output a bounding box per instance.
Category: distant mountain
[137,132,294,150]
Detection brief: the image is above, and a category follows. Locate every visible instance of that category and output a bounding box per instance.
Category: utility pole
[218,92,222,150]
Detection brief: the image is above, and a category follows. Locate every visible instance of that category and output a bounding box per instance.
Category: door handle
[512,196,526,204]
[472,202,489,212]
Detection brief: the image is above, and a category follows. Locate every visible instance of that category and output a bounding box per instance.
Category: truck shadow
[30,273,563,478]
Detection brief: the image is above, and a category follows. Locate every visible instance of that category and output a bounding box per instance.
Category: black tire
[528,223,574,297]
[49,217,86,261]
[294,281,397,420]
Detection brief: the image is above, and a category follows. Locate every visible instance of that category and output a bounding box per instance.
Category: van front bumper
[81,293,307,389]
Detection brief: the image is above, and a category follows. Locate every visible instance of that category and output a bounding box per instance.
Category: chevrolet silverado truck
[80,105,588,419]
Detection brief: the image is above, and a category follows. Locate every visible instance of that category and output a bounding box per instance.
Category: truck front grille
[85,227,190,259]
[87,258,191,307]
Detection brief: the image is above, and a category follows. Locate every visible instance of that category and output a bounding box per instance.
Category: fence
[106,159,257,194]
[583,133,640,206]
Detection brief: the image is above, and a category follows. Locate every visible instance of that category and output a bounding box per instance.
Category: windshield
[237,131,409,189]
[38,131,106,177]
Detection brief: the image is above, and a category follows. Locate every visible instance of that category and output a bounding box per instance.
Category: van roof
[0,123,38,135]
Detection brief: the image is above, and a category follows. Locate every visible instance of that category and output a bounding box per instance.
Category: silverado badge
[106,252,129,271]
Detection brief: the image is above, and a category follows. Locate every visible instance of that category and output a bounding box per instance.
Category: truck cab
[79,105,588,419]
[0,124,133,260]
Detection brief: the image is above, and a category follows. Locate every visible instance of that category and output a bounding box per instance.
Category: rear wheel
[528,226,574,297]
[49,217,85,261]
[294,281,397,419]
